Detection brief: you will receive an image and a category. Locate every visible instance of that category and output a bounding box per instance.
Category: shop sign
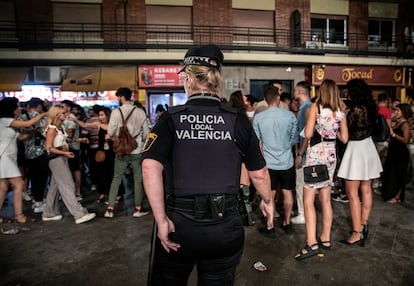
[138,66,185,88]
[312,65,405,86]
[0,85,118,102]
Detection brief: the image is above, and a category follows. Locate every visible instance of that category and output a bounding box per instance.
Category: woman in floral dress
[295,79,348,260]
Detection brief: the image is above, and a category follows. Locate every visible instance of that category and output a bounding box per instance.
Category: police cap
[178,44,224,73]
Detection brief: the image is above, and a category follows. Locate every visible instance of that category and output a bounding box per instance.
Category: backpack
[112,107,138,156]
[372,114,390,142]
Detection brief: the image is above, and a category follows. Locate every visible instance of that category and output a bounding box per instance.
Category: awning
[0,67,29,91]
[61,66,137,91]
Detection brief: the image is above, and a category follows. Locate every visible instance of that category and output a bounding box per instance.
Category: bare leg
[0,179,9,211]
[303,186,317,245]
[282,188,294,225]
[360,180,373,225]
[9,176,26,221]
[318,186,333,244]
[345,180,363,242]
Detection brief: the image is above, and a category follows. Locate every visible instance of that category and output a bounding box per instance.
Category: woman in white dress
[0,97,46,223]
[337,79,382,246]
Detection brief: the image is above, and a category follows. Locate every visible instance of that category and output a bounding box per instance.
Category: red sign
[138,66,185,88]
[312,65,405,86]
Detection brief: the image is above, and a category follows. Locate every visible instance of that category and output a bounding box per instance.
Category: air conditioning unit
[34,66,61,83]
[305,41,323,49]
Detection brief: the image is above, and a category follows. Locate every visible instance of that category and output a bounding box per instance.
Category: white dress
[0,118,21,178]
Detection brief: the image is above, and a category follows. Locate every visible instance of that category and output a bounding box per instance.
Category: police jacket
[141,93,266,197]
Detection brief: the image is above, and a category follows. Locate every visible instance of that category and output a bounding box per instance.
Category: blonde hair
[315,79,342,112]
[185,65,222,95]
[47,104,65,126]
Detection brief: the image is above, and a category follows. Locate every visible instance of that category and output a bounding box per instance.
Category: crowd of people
[0,88,151,225]
[226,78,414,261]
[0,47,414,283]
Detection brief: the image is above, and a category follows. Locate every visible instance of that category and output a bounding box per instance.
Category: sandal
[97,195,107,204]
[317,237,331,250]
[387,198,401,204]
[15,214,35,224]
[294,243,321,260]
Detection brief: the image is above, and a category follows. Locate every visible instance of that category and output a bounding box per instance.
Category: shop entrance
[147,90,186,124]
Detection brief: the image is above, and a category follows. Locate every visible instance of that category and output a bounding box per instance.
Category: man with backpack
[104,87,150,218]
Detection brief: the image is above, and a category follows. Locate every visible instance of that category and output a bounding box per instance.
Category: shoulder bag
[303,105,329,183]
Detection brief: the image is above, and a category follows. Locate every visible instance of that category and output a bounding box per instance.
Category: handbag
[95,150,106,162]
[303,164,329,183]
[43,150,59,160]
[372,114,390,142]
[303,104,330,184]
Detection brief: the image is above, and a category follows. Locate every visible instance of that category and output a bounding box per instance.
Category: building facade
[0,0,413,116]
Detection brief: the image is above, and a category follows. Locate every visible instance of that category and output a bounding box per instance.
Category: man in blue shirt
[292,81,312,224]
[253,85,298,236]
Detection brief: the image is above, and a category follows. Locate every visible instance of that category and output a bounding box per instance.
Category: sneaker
[76,195,83,201]
[90,185,97,191]
[33,202,44,213]
[258,226,276,239]
[23,191,32,201]
[290,215,306,224]
[42,214,63,221]
[332,193,349,203]
[104,209,114,218]
[133,208,149,218]
[75,213,96,224]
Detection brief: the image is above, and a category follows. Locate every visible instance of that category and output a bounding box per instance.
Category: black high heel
[362,224,368,240]
[340,230,365,247]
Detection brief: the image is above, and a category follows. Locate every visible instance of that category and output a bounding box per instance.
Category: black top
[142,94,266,171]
[347,105,374,140]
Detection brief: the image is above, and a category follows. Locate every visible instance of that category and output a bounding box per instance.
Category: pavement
[1,182,414,286]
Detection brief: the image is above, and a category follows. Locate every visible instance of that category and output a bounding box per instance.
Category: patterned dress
[304,105,345,189]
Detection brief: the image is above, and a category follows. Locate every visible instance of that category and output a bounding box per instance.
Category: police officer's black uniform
[142,91,266,285]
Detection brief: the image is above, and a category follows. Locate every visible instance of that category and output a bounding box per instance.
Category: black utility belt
[166,194,238,219]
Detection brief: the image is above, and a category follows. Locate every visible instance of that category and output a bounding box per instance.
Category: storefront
[311,64,406,101]
[138,65,186,123]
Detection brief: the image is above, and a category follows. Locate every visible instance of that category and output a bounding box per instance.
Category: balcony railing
[0,21,407,57]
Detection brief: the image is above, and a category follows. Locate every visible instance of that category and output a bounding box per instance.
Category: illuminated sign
[0,85,119,102]
[138,66,185,88]
[312,65,405,86]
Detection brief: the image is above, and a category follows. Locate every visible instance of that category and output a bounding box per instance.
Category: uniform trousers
[43,156,88,220]
[154,209,244,286]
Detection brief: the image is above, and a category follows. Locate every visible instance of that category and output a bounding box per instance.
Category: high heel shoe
[340,230,365,247]
[362,224,368,240]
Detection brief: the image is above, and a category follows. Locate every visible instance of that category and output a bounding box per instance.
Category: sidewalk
[1,185,414,286]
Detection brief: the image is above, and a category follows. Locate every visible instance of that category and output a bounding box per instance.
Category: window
[311,16,347,47]
[53,3,102,44]
[368,19,394,48]
[146,6,192,43]
[232,9,274,45]
[0,1,16,42]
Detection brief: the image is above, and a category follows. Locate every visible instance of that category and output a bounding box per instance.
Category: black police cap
[178,44,224,73]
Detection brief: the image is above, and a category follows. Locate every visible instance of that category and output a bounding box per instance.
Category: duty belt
[166,194,238,219]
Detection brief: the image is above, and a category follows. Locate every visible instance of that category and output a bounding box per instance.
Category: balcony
[0,21,407,58]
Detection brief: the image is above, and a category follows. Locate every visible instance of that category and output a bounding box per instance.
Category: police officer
[142,44,274,286]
